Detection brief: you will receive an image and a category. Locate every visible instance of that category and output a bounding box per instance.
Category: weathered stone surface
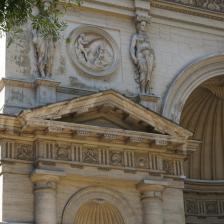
[0,0,224,223]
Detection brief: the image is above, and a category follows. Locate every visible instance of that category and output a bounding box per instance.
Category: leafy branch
[0,0,82,41]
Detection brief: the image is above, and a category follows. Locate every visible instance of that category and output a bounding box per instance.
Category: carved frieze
[206,201,219,215]
[82,147,99,164]
[55,143,71,161]
[1,140,184,177]
[135,152,148,169]
[109,151,123,166]
[163,159,175,175]
[185,199,224,217]
[15,143,33,161]
[67,25,120,77]
[185,199,198,215]
[164,0,224,13]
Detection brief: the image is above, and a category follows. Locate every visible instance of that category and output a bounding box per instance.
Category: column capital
[137,179,168,194]
[31,169,65,190]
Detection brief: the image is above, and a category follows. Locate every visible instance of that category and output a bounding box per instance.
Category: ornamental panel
[67,25,120,77]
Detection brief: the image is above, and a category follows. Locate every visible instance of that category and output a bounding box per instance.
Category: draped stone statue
[130,17,155,94]
[32,0,55,78]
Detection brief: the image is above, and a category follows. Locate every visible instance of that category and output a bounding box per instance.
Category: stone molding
[61,186,139,224]
[137,179,167,200]
[65,0,224,21]
[162,53,224,123]
[185,198,224,218]
[0,78,33,90]
[34,78,60,88]
[161,0,224,13]
[152,0,224,21]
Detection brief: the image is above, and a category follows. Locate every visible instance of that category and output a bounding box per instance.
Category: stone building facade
[0,0,224,224]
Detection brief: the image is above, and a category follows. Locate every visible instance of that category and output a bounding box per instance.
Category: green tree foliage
[0,0,82,40]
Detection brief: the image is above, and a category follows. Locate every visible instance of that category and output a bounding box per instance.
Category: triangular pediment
[19,90,192,139]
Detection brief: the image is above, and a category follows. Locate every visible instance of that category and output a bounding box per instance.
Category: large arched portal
[164,55,224,223]
[163,54,224,123]
[180,76,224,180]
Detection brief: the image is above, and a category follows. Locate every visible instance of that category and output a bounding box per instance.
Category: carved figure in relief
[76,33,90,62]
[74,33,113,72]
[16,144,33,160]
[83,148,98,164]
[94,45,112,69]
[130,17,155,94]
[32,0,55,78]
[55,143,70,160]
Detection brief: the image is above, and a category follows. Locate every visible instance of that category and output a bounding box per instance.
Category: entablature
[0,90,200,181]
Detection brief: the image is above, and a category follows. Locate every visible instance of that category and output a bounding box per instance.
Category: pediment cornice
[19,90,192,139]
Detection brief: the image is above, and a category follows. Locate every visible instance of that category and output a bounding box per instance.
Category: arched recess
[181,76,224,180]
[61,186,140,224]
[162,53,224,123]
[74,200,125,224]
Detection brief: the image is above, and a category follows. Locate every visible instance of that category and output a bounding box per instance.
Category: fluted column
[31,169,64,224]
[137,180,167,224]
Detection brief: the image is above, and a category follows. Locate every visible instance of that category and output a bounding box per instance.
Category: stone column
[31,169,64,224]
[137,179,167,224]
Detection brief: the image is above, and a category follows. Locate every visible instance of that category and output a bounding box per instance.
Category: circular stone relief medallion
[67,25,120,77]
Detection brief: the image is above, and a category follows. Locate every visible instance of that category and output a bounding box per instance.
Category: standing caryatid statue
[32,0,55,78]
[130,16,155,94]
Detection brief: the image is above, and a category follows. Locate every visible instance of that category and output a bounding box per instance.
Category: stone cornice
[20,90,192,139]
[0,117,193,154]
[22,118,190,152]
[184,179,224,193]
[63,0,224,21]
[160,0,224,14]
[137,179,168,193]
[153,0,224,21]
